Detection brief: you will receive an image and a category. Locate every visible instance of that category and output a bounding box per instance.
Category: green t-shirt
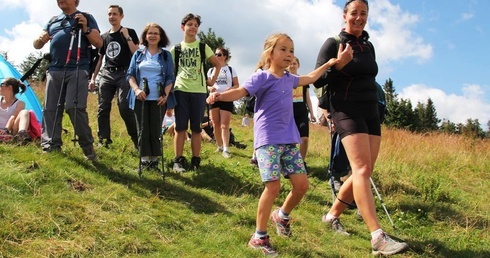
[171,40,214,93]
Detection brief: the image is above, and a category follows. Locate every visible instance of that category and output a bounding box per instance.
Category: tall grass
[0,83,488,257]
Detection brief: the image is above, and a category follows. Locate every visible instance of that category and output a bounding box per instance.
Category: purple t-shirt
[242,70,301,149]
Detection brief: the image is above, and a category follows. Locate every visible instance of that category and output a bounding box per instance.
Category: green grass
[1,89,489,257]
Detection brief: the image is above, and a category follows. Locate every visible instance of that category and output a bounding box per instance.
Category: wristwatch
[84,27,91,35]
[126,36,132,42]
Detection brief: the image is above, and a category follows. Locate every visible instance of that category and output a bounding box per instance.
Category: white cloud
[399,84,490,126]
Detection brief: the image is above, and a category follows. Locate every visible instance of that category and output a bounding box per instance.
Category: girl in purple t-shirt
[206,33,351,255]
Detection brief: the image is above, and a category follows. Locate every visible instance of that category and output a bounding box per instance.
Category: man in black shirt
[90,5,139,148]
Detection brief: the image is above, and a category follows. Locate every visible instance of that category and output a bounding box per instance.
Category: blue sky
[0,0,489,129]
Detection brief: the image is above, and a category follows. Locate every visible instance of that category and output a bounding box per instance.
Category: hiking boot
[13,130,32,145]
[172,156,186,173]
[329,177,343,193]
[371,232,409,256]
[222,150,231,159]
[248,235,278,257]
[322,215,350,236]
[149,160,162,173]
[270,207,291,237]
[82,146,97,161]
[190,156,201,170]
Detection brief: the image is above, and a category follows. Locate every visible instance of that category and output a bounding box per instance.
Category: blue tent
[0,54,43,123]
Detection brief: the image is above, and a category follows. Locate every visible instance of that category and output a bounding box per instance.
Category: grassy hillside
[0,83,489,257]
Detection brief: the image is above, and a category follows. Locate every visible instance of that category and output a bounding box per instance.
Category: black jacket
[314,30,378,102]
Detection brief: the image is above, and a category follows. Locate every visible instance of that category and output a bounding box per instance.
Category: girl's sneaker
[270,207,291,237]
[248,235,277,257]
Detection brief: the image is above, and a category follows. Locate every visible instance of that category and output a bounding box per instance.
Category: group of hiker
[1,0,412,256]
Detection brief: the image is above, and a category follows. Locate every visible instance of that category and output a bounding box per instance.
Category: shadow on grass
[409,238,490,258]
[164,163,264,198]
[67,155,229,215]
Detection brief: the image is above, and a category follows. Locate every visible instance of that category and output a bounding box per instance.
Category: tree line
[383,78,489,139]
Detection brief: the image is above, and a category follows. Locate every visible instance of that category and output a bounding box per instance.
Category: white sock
[150,156,158,162]
[371,228,384,240]
[325,213,337,222]
[278,209,290,220]
[217,146,223,151]
[141,156,150,162]
[223,146,229,152]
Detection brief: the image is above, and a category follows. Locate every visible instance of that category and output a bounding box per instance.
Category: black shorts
[294,116,309,138]
[331,100,381,139]
[210,101,234,112]
[174,91,206,133]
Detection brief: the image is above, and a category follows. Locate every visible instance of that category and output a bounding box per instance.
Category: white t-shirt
[162,114,175,128]
[207,65,237,93]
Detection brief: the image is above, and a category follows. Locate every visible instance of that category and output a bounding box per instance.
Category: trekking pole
[138,77,149,177]
[50,27,77,147]
[71,24,82,146]
[370,177,395,229]
[158,82,166,180]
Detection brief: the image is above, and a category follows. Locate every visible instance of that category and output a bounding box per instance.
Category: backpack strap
[199,42,208,83]
[174,43,181,75]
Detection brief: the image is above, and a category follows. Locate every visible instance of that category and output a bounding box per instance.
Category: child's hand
[326,57,339,67]
[206,92,220,104]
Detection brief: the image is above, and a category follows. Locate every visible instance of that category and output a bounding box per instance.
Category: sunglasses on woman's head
[214,53,223,57]
[0,82,8,87]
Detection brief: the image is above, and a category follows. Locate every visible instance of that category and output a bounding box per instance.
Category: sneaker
[97,138,112,148]
[329,177,343,193]
[215,147,223,153]
[322,215,350,236]
[222,150,231,158]
[371,232,409,256]
[190,156,201,170]
[270,208,291,237]
[172,156,186,173]
[149,160,162,173]
[248,235,278,257]
[42,146,61,153]
[82,146,97,161]
[13,130,32,145]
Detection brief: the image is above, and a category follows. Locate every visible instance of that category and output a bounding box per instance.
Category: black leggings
[331,100,381,139]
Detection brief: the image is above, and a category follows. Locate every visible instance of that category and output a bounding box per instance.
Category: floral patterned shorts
[256,144,306,182]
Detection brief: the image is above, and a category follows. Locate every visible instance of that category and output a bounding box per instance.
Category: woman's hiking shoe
[322,215,350,236]
[371,232,409,256]
[248,235,278,257]
[270,207,291,237]
[172,156,186,173]
[190,156,201,170]
[222,150,231,158]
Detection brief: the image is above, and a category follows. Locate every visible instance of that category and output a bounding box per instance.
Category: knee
[354,165,373,178]
[221,124,229,130]
[265,182,281,197]
[294,180,309,195]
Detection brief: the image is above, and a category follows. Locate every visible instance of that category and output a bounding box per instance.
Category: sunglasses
[214,53,223,57]
[0,82,8,87]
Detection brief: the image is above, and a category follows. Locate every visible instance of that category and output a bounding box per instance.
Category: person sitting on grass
[0,77,40,144]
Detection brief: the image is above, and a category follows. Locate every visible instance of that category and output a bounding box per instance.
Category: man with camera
[33,0,102,160]
[89,5,139,149]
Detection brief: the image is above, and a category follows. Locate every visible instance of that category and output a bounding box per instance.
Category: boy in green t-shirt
[170,13,220,172]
